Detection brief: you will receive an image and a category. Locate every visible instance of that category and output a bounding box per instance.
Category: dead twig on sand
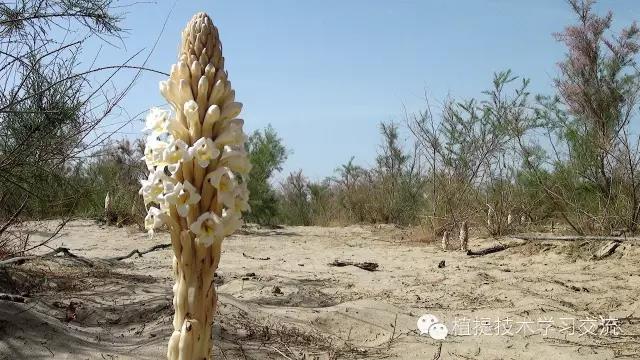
[0,246,93,268]
[329,260,378,271]
[432,343,442,360]
[514,234,640,242]
[467,243,524,256]
[387,314,398,350]
[469,235,624,258]
[242,252,270,261]
[0,293,26,302]
[543,337,629,349]
[0,243,172,268]
[269,345,293,360]
[11,218,71,256]
[106,243,171,261]
[550,279,589,292]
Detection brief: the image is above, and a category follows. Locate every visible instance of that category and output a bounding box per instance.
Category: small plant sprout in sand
[441,230,449,251]
[459,221,468,251]
[139,13,250,360]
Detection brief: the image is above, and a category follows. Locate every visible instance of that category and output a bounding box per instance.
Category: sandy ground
[1,220,640,359]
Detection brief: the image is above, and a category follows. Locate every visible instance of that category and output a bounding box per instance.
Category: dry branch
[513,234,640,242]
[17,218,70,254]
[329,260,379,271]
[0,197,27,236]
[0,293,26,303]
[0,242,172,268]
[0,246,93,268]
[467,244,508,256]
[432,343,442,360]
[242,253,270,261]
[466,242,525,257]
[107,243,171,261]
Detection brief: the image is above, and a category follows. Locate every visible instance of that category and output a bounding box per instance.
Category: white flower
[159,198,171,213]
[221,209,243,236]
[164,181,201,217]
[144,108,169,134]
[142,136,168,169]
[139,168,171,204]
[189,212,223,246]
[163,139,190,163]
[162,116,189,141]
[219,145,251,175]
[214,119,247,147]
[205,167,236,207]
[230,182,250,212]
[188,137,220,168]
[145,206,166,236]
[163,138,191,173]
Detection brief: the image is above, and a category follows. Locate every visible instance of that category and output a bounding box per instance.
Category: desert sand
[1,220,639,359]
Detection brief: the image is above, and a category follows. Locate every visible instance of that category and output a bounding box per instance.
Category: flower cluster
[139,19,251,247]
[140,105,250,245]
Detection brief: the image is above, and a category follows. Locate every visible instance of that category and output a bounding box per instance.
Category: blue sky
[85,0,640,180]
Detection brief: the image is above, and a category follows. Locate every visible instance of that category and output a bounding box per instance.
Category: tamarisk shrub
[139,13,250,359]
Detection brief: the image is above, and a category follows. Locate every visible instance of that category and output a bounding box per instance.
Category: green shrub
[244,125,288,225]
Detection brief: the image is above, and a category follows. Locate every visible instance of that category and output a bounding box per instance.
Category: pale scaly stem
[142,12,248,360]
[182,158,194,185]
[192,244,208,356]
[179,216,188,232]
[199,255,216,357]
[209,194,222,214]
[167,330,181,360]
[176,14,225,360]
[175,163,184,183]
[200,181,214,213]
[178,318,197,360]
[167,208,181,239]
[210,199,223,271]
[187,204,199,227]
[194,166,205,194]
[205,155,221,180]
[205,163,216,178]
[211,239,223,273]
[175,231,192,332]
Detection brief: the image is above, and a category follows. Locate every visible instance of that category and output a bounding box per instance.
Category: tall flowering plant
[139,13,250,359]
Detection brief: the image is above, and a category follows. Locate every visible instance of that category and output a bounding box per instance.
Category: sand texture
[1,220,639,359]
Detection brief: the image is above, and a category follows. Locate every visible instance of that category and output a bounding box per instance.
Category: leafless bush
[278,122,425,227]
[331,157,374,223]
[278,170,313,225]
